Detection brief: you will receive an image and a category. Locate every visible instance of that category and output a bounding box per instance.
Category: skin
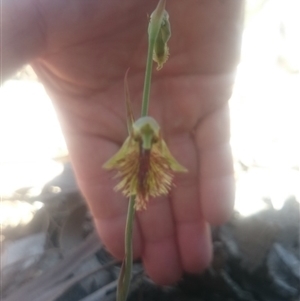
[2,0,244,285]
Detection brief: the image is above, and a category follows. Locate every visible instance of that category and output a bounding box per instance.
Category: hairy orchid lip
[137,147,151,203]
[103,117,187,211]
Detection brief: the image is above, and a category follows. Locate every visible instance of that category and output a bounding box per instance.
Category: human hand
[30,0,244,284]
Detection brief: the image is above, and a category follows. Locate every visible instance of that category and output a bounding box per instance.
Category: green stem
[125,195,135,273]
[141,36,156,117]
[117,195,135,301]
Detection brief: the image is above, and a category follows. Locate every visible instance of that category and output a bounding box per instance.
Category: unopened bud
[152,10,171,70]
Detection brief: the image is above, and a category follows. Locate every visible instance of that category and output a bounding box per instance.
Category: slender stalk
[124,195,135,277]
[117,195,135,301]
[141,37,155,117]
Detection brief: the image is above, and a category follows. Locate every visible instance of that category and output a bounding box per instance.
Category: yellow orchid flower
[103,116,187,210]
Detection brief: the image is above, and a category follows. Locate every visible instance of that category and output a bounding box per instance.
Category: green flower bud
[152,10,171,70]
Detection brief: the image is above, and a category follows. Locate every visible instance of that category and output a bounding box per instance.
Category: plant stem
[117,195,135,301]
[141,36,155,117]
[125,195,135,277]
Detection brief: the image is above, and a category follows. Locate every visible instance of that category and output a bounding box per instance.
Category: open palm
[31,0,244,284]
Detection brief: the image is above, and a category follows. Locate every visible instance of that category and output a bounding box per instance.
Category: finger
[137,197,182,285]
[169,134,212,273]
[66,134,143,259]
[195,104,235,224]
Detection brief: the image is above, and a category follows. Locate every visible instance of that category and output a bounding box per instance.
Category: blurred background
[1,1,299,301]
[1,0,299,228]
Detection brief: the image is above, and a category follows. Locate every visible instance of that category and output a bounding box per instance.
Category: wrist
[1,0,45,81]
